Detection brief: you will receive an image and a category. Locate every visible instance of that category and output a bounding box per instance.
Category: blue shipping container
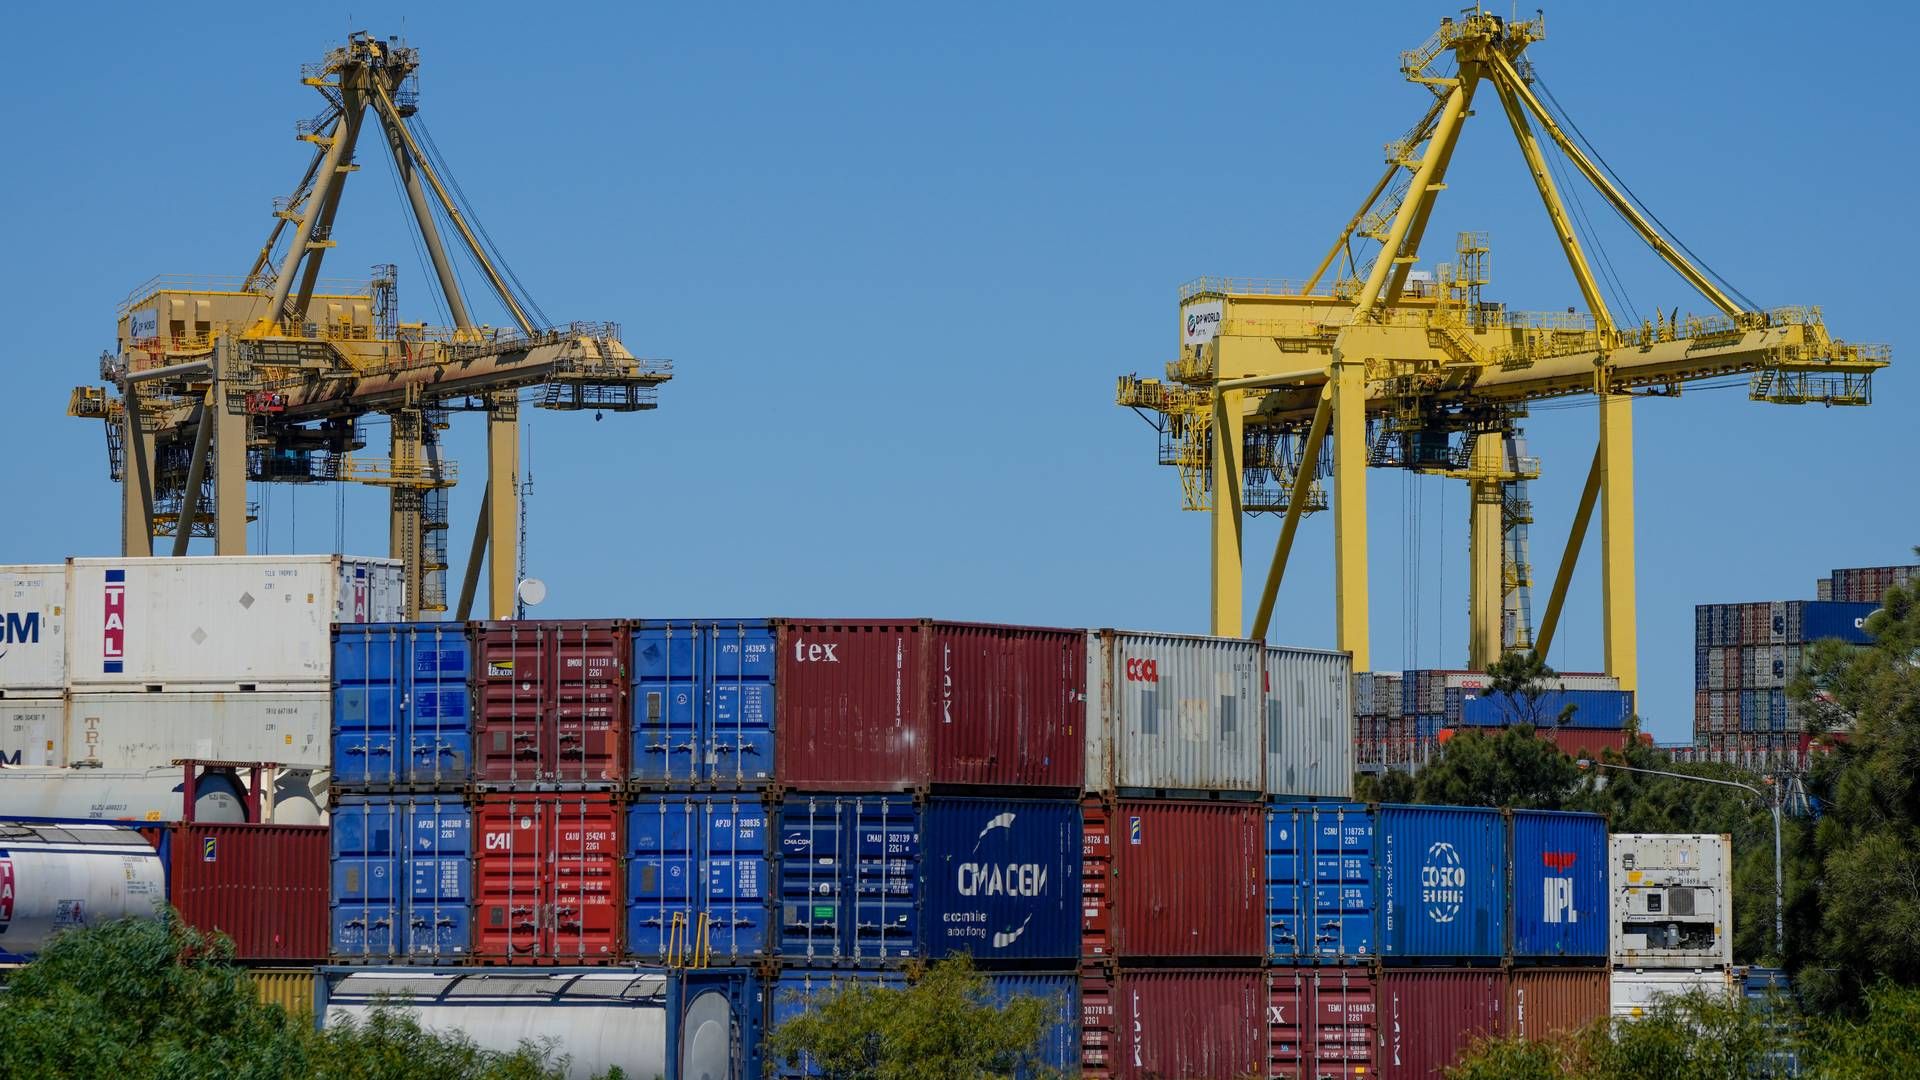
[1508,810,1607,960]
[1695,647,1709,690]
[627,794,772,963]
[1376,804,1506,960]
[1802,601,1879,645]
[333,623,472,786]
[778,795,920,962]
[331,794,472,961]
[982,972,1081,1078]
[919,798,1081,962]
[768,969,908,1077]
[1266,803,1375,961]
[632,620,776,786]
[1458,689,1633,729]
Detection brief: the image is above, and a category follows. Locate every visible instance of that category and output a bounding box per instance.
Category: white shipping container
[1,697,66,766]
[1265,645,1354,799]
[1610,833,1734,969]
[65,555,402,690]
[1610,968,1733,1019]
[1087,629,1263,794]
[0,565,67,693]
[1445,670,1621,693]
[64,690,330,770]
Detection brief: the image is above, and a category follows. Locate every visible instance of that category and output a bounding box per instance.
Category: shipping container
[474,621,628,785]
[0,763,319,824]
[1081,966,1265,1080]
[332,623,472,787]
[1264,646,1354,799]
[66,690,329,770]
[1800,601,1879,645]
[1266,803,1375,961]
[1509,811,1608,961]
[778,793,917,962]
[1610,833,1733,969]
[983,971,1080,1078]
[1088,630,1262,795]
[1376,805,1505,960]
[251,967,316,1017]
[330,794,471,962]
[0,821,167,962]
[1082,798,1263,958]
[1610,968,1733,1019]
[0,565,66,693]
[766,968,907,1076]
[1377,968,1505,1079]
[1506,968,1607,1041]
[319,966,762,1080]
[627,793,771,963]
[1458,689,1633,729]
[148,822,329,961]
[632,620,775,787]
[1529,727,1632,758]
[0,697,64,766]
[773,621,1085,792]
[65,556,402,690]
[474,792,623,963]
[1443,671,1619,693]
[1267,965,1377,1079]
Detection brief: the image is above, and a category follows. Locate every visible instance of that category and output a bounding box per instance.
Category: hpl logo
[102,569,126,674]
[1542,850,1579,924]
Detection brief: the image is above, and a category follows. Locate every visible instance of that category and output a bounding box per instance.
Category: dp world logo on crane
[1421,842,1466,923]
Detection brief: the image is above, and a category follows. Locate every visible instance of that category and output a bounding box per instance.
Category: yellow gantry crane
[1117,12,1889,690]
[69,32,669,619]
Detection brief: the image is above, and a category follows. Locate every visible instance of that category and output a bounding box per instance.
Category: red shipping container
[1268,967,1377,1079]
[1081,798,1263,958]
[1081,966,1264,1080]
[473,793,622,963]
[1506,968,1606,1042]
[1378,969,1505,1079]
[774,620,1084,791]
[141,824,328,961]
[474,620,628,784]
[1532,727,1630,758]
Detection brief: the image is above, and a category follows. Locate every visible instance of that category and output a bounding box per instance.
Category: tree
[1447,989,1798,1080]
[765,956,1064,1080]
[1410,726,1584,810]
[1483,650,1573,729]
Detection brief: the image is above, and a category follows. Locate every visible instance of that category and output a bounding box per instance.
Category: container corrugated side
[158,823,330,961]
[1378,969,1505,1078]
[1510,810,1608,961]
[928,622,1085,790]
[1376,805,1506,960]
[0,697,65,766]
[1507,968,1606,1041]
[627,793,771,963]
[1083,798,1263,959]
[250,968,316,1017]
[473,620,628,785]
[1801,601,1879,645]
[67,690,329,770]
[982,972,1080,1079]
[774,622,927,790]
[776,794,920,962]
[1088,630,1263,795]
[1459,689,1634,729]
[1610,968,1733,1019]
[473,792,622,963]
[1266,802,1374,961]
[1267,966,1377,1079]
[332,623,472,787]
[921,797,1081,962]
[0,565,66,693]
[1081,967,1265,1080]
[768,968,907,1078]
[632,620,776,787]
[1264,646,1353,799]
[1610,833,1733,969]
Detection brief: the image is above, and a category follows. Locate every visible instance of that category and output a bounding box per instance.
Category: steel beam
[1383,67,1480,306]
[212,344,248,555]
[1210,389,1245,637]
[292,93,365,323]
[121,391,154,557]
[1467,432,1505,668]
[486,394,519,620]
[1250,385,1332,640]
[1535,443,1602,659]
[454,490,489,622]
[1349,76,1472,320]
[266,111,356,328]
[1599,385,1638,692]
[390,409,424,620]
[172,402,214,557]
[1332,354,1370,672]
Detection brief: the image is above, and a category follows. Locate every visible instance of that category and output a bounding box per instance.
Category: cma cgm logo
[1543,851,1579,924]
[0,611,39,661]
[791,639,840,663]
[957,811,1047,950]
[1124,658,1159,683]
[102,569,127,673]
[1421,841,1466,924]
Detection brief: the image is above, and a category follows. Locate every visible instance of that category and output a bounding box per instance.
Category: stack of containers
[1363,670,1622,774]
[1453,685,1634,758]
[1352,672,1403,772]
[1693,599,1878,771]
[1609,834,1734,1019]
[1824,563,1918,603]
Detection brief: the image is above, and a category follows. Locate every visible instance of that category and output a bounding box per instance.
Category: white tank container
[1610,833,1734,969]
[0,766,238,823]
[1265,645,1353,799]
[0,821,167,957]
[0,565,67,693]
[1,698,65,767]
[1086,630,1263,794]
[1610,967,1734,1019]
[65,555,403,691]
[65,690,329,769]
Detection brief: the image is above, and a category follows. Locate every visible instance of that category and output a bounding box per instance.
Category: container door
[1266,806,1307,959]
[547,794,621,961]
[778,797,846,960]
[704,795,771,961]
[475,629,548,785]
[707,622,776,786]
[1310,805,1375,960]
[1081,799,1111,958]
[332,627,401,786]
[632,625,700,784]
[330,798,401,959]
[549,626,626,783]
[476,796,545,958]
[1310,969,1377,1078]
[1267,968,1308,1077]
[851,796,919,961]
[627,796,700,961]
[406,796,472,960]
[406,627,472,786]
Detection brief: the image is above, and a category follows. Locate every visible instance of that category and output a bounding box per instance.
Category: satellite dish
[516,578,547,607]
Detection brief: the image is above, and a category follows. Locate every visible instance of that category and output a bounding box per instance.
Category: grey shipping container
[1086,630,1262,795]
[1263,646,1353,799]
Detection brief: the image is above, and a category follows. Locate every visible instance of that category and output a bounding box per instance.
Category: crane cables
[409,115,554,331]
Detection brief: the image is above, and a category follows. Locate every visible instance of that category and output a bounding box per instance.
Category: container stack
[1609,833,1734,1018]
[1352,672,1404,772]
[1693,599,1879,772]
[1355,670,1625,774]
[1821,563,1918,603]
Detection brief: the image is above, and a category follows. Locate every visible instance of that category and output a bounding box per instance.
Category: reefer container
[1506,967,1607,1041]
[1376,805,1506,960]
[1087,630,1263,795]
[1264,646,1354,799]
[1610,833,1733,969]
[774,621,1085,791]
[628,793,771,963]
[147,822,329,961]
[1610,967,1733,1019]
[1266,803,1375,961]
[474,620,628,785]
[66,690,329,769]
[0,565,66,693]
[1080,966,1265,1080]
[1266,966,1377,1079]
[319,966,761,1080]
[332,623,472,787]
[1509,810,1607,962]
[1459,689,1633,729]
[0,764,314,824]
[65,555,402,690]
[1377,968,1505,1079]
[330,794,471,962]
[632,620,776,787]
[474,792,623,963]
[1082,798,1263,958]
[0,697,65,766]
[0,821,166,961]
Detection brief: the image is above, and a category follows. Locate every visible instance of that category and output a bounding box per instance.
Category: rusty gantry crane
[1117,12,1889,689]
[70,32,669,619]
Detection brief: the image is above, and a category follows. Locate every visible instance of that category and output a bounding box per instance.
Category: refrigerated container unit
[631,619,776,789]
[1610,833,1733,969]
[65,689,330,770]
[472,620,628,787]
[628,793,771,964]
[1081,798,1263,959]
[1086,630,1261,797]
[1262,646,1354,800]
[1610,967,1734,1019]
[1080,966,1265,1080]
[1376,804,1506,962]
[332,623,472,788]
[330,793,471,963]
[1266,802,1375,962]
[0,697,64,766]
[1509,810,1607,963]
[0,565,66,695]
[472,791,623,963]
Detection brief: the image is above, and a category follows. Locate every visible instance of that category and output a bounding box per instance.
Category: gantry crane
[69,32,669,619]
[1117,12,1889,689]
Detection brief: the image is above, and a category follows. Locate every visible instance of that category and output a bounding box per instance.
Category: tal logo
[1124,657,1159,683]
[102,569,127,673]
[0,858,13,925]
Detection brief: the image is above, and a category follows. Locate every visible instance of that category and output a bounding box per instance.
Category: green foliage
[1448,989,1797,1080]
[1482,651,1572,728]
[1411,726,1584,809]
[1811,980,1920,1080]
[765,955,1063,1080]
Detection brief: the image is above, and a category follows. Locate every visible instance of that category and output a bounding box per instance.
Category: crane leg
[172,402,214,557]
[1210,389,1245,637]
[1468,432,1505,669]
[1600,389,1638,692]
[390,409,424,620]
[1535,444,1601,659]
[1251,386,1333,640]
[1332,356,1370,672]
[487,394,519,620]
[454,490,489,622]
[378,104,474,329]
[212,344,248,555]
[121,391,154,557]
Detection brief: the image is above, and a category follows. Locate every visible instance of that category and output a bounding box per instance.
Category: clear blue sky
[3,3,1912,742]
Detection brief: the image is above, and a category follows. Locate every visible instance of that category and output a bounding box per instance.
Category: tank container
[0,821,166,961]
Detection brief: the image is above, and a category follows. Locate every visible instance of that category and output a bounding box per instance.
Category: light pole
[1577,758,1784,961]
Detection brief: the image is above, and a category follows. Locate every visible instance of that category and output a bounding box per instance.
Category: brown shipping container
[1378,969,1505,1079]
[144,824,329,961]
[1533,727,1630,758]
[1081,966,1265,1080]
[774,620,1084,790]
[474,620,628,784]
[1506,968,1607,1043]
[1081,798,1263,958]
[1268,967,1377,1079]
